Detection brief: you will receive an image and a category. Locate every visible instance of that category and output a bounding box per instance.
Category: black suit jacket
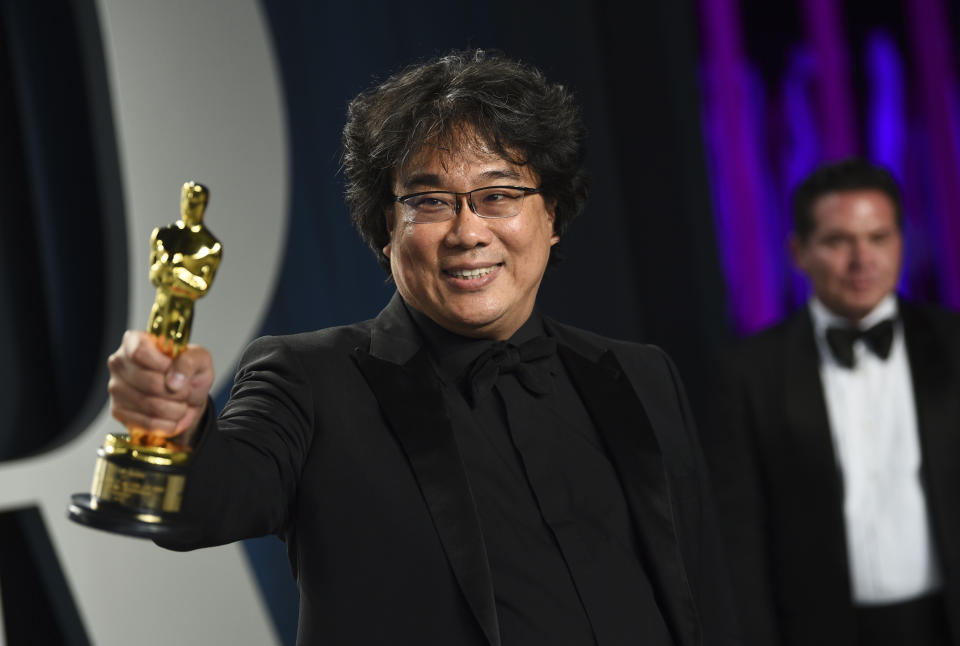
[164,294,738,645]
[704,300,960,646]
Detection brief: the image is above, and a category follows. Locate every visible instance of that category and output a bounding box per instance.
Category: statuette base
[67,433,196,540]
[67,494,196,540]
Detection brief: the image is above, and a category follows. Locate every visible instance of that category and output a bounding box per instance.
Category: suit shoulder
[545,318,669,364]
[900,300,960,357]
[708,311,814,393]
[902,299,960,326]
[241,319,376,363]
[545,319,687,402]
[726,311,807,360]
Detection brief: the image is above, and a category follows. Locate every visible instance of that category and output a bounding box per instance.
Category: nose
[444,195,493,248]
[850,239,870,267]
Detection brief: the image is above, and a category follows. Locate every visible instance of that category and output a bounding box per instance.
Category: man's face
[791,189,902,322]
[384,142,558,340]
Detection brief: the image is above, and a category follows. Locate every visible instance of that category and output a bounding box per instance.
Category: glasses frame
[393,185,542,223]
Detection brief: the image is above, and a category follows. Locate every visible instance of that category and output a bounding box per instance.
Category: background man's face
[384,142,558,340]
[791,189,902,322]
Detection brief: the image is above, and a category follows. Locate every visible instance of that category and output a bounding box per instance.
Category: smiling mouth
[445,264,501,279]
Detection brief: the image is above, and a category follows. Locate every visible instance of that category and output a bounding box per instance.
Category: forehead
[393,137,537,190]
[810,189,897,233]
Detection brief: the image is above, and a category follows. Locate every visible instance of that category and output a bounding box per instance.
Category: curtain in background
[700,0,960,333]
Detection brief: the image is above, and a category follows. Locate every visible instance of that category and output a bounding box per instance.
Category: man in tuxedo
[107,50,738,645]
[704,158,960,646]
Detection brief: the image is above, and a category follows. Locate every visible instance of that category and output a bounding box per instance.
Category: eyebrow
[399,168,524,191]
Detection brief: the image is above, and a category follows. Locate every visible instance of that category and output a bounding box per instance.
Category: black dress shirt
[408,304,671,646]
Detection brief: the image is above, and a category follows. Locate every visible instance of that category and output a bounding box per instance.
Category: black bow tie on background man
[465,337,557,405]
[825,319,895,369]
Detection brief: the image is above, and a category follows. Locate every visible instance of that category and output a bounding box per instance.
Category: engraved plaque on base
[68,434,192,539]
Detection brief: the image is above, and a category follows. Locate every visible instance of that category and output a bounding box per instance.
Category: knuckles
[107,332,212,429]
[142,396,169,419]
[174,346,213,377]
[130,338,156,365]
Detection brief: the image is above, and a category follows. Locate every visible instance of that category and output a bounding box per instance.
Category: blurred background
[2,0,959,643]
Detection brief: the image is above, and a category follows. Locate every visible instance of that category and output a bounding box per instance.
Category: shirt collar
[402,300,545,385]
[809,293,898,340]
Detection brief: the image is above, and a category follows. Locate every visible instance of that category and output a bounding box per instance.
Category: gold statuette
[68,181,222,538]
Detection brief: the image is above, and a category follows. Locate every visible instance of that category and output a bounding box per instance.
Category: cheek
[801,253,840,286]
[509,217,556,254]
[814,249,846,274]
[391,228,437,277]
[885,243,903,269]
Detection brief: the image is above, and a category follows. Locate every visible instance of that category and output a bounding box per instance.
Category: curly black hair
[342,49,588,272]
[792,157,903,240]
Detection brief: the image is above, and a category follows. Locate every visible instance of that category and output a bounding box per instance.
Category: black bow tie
[825,319,895,368]
[464,336,557,405]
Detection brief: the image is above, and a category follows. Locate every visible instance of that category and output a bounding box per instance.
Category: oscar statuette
[68,181,223,538]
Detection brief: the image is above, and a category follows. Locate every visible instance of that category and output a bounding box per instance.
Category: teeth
[449,266,496,279]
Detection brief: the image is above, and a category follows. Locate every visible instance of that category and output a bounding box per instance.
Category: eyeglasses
[393,185,541,223]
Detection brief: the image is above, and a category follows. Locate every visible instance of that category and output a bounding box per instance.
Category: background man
[107,50,737,645]
[705,158,960,646]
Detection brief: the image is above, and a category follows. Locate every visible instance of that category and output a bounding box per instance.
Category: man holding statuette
[105,50,738,645]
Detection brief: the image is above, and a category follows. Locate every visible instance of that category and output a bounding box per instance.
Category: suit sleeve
[700,351,781,646]
[158,335,316,550]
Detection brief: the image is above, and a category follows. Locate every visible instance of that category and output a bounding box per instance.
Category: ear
[381,206,396,259]
[544,198,560,246]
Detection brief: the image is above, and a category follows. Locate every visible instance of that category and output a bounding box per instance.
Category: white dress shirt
[810,295,942,604]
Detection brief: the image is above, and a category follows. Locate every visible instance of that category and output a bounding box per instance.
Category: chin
[451,314,501,333]
[444,301,503,325]
[836,297,884,320]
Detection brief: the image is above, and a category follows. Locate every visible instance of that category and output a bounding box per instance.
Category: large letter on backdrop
[0,1,289,643]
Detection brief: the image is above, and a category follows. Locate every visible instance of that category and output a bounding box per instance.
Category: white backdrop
[0,1,289,643]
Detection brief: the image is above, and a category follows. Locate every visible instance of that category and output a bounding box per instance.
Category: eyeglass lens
[401,187,531,222]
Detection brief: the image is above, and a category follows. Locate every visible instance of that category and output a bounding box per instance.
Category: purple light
[699,0,783,334]
[863,29,912,296]
[698,0,960,322]
[905,0,960,306]
[781,46,820,307]
[865,30,905,176]
[782,47,820,191]
[801,0,858,158]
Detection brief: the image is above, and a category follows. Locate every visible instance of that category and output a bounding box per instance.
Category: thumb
[165,346,213,397]
[165,369,187,392]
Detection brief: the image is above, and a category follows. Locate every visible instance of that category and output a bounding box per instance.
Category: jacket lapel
[546,321,699,646]
[353,295,500,646]
[902,302,956,460]
[778,311,855,640]
[901,303,960,562]
[781,312,843,507]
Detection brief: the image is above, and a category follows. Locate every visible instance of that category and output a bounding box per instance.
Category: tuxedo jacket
[164,294,738,645]
[704,300,960,646]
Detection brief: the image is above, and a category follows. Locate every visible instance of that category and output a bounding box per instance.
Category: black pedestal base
[67,493,196,541]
